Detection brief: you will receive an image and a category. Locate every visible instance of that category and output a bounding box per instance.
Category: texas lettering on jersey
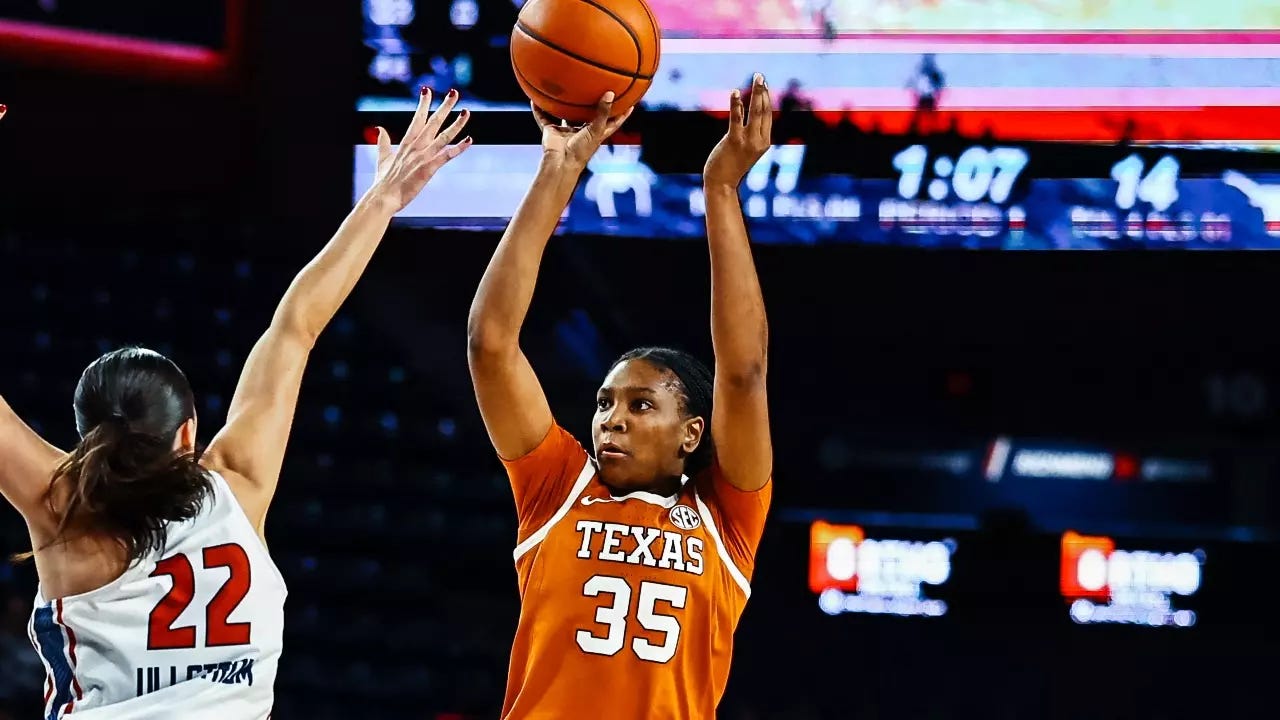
[499,424,771,720]
[573,519,705,576]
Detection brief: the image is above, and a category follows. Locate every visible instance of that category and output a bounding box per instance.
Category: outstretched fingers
[418,89,461,147]
[728,89,745,135]
[531,102,562,131]
[376,126,392,167]
[423,136,474,175]
[426,106,472,153]
[584,91,615,141]
[601,106,633,139]
[750,74,772,143]
[401,86,435,147]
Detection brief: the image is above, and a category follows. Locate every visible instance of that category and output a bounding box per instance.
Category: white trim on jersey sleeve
[692,490,752,599]
[512,458,596,563]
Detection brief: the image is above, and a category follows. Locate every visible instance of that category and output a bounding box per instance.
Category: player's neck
[604,474,682,498]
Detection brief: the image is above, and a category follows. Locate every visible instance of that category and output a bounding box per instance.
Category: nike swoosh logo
[581,496,617,506]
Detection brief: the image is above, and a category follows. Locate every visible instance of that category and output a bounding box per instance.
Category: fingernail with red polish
[450,89,459,99]
[0,104,7,114]
[420,85,429,96]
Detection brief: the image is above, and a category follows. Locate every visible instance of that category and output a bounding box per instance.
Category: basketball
[510,0,662,123]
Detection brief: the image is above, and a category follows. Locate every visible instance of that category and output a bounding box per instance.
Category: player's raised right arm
[467,94,631,460]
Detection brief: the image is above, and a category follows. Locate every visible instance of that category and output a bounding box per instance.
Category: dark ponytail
[613,347,716,476]
[14,347,212,565]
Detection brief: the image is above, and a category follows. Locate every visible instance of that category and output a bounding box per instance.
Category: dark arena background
[2,2,1279,718]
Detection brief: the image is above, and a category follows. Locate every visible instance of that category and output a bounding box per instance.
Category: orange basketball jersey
[500,424,771,720]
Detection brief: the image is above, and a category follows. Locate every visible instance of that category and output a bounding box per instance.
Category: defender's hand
[370,88,473,212]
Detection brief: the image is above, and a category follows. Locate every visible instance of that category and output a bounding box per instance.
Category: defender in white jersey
[0,88,473,719]
[27,471,286,720]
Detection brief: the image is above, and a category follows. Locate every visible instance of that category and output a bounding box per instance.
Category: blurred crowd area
[0,222,1274,719]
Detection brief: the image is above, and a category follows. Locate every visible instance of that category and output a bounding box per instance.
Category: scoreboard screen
[352,131,1280,249]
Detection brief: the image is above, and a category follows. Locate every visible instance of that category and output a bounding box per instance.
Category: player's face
[593,360,704,492]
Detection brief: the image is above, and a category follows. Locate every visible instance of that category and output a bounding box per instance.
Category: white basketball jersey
[27,471,287,720]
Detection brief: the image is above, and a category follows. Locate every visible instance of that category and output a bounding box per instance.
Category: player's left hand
[703,74,773,188]
[369,87,473,212]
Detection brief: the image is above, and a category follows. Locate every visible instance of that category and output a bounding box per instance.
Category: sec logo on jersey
[669,505,701,531]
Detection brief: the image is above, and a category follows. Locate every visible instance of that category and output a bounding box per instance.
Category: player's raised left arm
[0,394,66,528]
[702,75,773,492]
[202,89,472,531]
[0,106,68,526]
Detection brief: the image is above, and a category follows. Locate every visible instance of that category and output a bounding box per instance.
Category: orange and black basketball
[510,0,662,123]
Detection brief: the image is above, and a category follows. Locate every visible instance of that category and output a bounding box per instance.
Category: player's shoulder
[689,462,773,524]
[504,422,591,475]
[689,462,730,496]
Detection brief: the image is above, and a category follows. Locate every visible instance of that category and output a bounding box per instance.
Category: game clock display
[353,134,1280,249]
[867,143,1254,247]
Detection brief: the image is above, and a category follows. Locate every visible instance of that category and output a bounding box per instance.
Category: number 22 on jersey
[576,575,687,663]
[148,544,253,650]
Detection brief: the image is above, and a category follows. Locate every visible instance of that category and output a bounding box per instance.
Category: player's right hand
[368,87,472,212]
[534,92,632,173]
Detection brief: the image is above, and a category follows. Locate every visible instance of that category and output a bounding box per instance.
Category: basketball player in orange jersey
[0,88,469,719]
[468,74,775,720]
